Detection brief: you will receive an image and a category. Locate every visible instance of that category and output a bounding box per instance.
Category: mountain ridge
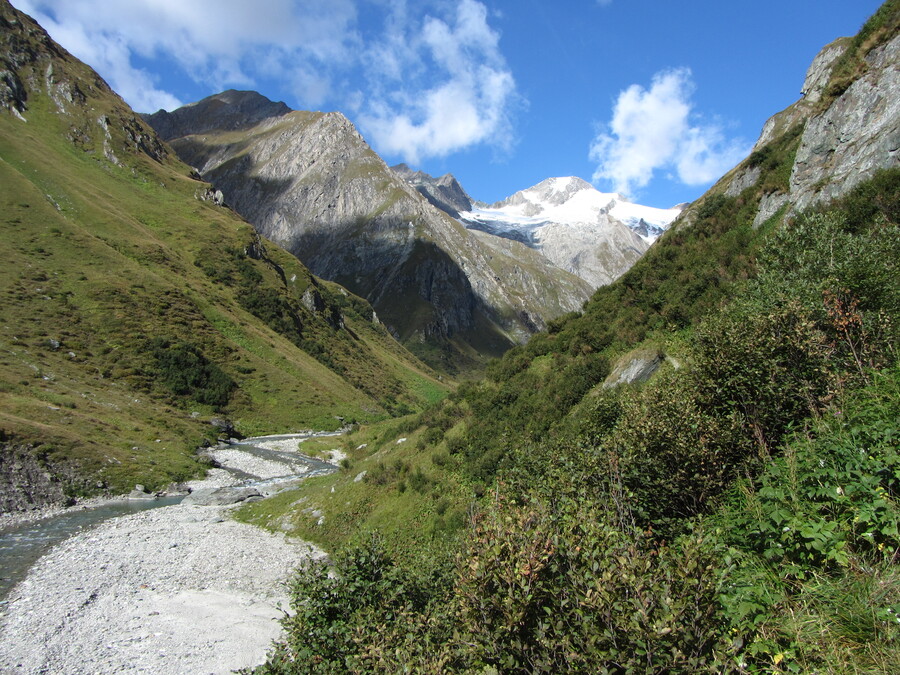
[390,162,474,218]
[459,176,683,287]
[145,91,593,372]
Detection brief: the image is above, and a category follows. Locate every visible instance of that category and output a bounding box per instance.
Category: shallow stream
[0,496,183,602]
[0,432,341,603]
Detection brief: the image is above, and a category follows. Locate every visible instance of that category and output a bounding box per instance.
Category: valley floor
[0,440,332,674]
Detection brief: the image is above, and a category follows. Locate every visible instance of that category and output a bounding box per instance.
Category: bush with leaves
[612,370,749,531]
[146,338,235,409]
[255,534,455,674]
[710,366,900,672]
[449,489,731,673]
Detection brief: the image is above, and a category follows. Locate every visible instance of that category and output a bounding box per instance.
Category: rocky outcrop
[0,439,85,512]
[790,34,900,211]
[800,39,849,104]
[602,348,665,389]
[0,62,26,116]
[195,186,225,205]
[0,1,167,162]
[709,24,899,229]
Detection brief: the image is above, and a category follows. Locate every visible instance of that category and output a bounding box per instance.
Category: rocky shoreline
[0,435,336,674]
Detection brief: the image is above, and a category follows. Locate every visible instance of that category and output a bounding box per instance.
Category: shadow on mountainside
[304,234,519,373]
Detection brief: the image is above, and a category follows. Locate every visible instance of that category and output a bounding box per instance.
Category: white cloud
[10,0,518,162]
[590,68,749,197]
[359,0,520,163]
[12,0,358,111]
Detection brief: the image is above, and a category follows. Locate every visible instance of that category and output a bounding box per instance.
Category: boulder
[127,484,156,500]
[182,486,262,506]
[602,349,664,389]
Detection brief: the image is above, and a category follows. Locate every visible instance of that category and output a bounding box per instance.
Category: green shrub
[255,535,455,674]
[718,365,900,577]
[450,492,730,673]
[614,371,749,530]
[146,338,234,409]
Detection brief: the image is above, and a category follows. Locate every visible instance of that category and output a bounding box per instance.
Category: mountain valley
[0,0,446,505]
[1,0,899,673]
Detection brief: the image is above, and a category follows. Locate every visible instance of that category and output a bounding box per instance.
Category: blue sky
[12,0,885,207]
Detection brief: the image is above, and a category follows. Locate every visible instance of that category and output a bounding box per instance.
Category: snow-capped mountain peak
[470,177,683,243]
[459,177,685,288]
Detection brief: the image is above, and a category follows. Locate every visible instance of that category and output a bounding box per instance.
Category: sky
[10,0,886,208]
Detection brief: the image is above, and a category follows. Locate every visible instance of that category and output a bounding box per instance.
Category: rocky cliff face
[790,33,900,211]
[0,438,90,511]
[704,22,899,228]
[146,92,591,370]
[391,163,474,218]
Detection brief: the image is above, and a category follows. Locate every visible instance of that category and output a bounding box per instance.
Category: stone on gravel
[182,486,262,506]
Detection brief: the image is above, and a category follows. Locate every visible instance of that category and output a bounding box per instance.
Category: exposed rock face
[0,440,87,512]
[602,349,664,389]
[391,163,473,218]
[790,34,900,211]
[709,27,899,229]
[145,92,591,367]
[724,166,762,198]
[526,218,646,288]
[800,39,849,104]
[0,63,26,116]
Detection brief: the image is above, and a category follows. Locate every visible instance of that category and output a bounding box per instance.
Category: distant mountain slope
[390,169,683,289]
[145,93,591,372]
[0,0,446,509]
[390,163,473,218]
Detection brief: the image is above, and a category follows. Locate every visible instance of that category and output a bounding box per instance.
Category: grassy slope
[0,3,447,499]
[237,3,898,671]
[234,0,900,558]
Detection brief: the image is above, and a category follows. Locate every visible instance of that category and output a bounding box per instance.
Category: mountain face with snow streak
[460,177,684,288]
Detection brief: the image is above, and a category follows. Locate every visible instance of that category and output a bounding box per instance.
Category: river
[0,432,340,604]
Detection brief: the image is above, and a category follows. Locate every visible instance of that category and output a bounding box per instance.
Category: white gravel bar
[0,435,334,674]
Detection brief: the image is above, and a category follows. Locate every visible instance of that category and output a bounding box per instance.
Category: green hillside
[248,165,900,675]
[246,2,900,671]
[0,1,446,504]
[2,0,899,670]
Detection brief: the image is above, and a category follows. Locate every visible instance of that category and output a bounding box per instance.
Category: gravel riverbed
[0,436,333,674]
